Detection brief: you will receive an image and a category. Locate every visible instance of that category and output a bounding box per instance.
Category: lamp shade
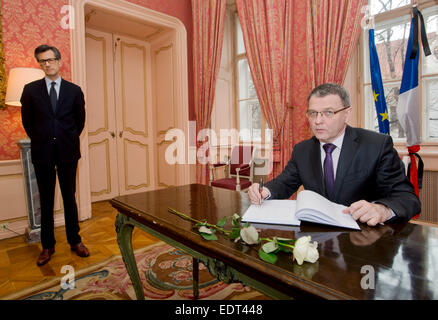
[5,67,45,106]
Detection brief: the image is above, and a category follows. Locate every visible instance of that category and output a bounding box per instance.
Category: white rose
[293,236,319,265]
[199,226,212,234]
[305,241,319,263]
[240,226,259,245]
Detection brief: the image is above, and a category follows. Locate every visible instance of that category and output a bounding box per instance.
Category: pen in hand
[259,178,264,205]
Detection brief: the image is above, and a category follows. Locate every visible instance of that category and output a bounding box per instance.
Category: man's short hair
[34,45,61,61]
[307,83,351,108]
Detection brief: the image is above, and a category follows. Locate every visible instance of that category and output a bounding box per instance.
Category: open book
[242,190,361,230]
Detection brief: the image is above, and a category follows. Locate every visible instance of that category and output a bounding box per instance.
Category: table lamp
[5,67,45,106]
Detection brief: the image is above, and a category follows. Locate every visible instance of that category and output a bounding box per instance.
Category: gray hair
[307,83,351,107]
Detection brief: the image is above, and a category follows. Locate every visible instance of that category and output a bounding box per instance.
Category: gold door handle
[119,131,123,138]
[109,131,115,138]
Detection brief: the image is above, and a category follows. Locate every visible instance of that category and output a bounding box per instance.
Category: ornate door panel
[114,34,155,195]
[153,43,177,188]
[86,28,119,202]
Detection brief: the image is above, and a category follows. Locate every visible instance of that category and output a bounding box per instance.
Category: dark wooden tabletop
[110,183,438,300]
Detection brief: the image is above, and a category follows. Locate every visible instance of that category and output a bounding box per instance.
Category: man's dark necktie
[50,81,57,112]
[323,143,336,200]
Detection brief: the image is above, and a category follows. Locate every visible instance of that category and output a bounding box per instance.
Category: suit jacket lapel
[334,126,359,202]
[57,79,66,113]
[38,78,54,115]
[309,136,325,196]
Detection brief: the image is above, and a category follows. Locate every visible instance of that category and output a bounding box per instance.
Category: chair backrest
[229,145,254,176]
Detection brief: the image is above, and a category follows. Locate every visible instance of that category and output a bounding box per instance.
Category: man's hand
[248,183,270,205]
[342,200,392,227]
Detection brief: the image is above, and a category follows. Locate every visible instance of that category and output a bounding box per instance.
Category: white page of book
[296,190,360,230]
[241,200,301,226]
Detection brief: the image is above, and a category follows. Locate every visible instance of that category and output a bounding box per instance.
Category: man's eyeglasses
[38,58,59,65]
[306,106,350,119]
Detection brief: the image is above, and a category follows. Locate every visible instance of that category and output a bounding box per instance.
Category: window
[235,14,267,142]
[369,0,410,15]
[362,0,438,142]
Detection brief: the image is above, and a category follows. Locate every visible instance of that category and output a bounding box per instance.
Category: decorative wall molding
[85,32,109,136]
[123,138,150,189]
[120,40,149,137]
[89,138,111,196]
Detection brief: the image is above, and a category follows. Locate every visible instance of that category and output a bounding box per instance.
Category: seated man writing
[248,83,421,226]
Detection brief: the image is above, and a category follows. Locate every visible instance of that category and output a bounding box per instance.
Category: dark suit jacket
[265,126,421,221]
[21,78,86,164]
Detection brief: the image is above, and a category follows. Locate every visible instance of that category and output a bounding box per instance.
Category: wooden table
[110,184,438,300]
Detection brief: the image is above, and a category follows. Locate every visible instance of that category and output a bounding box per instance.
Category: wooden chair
[209,145,256,191]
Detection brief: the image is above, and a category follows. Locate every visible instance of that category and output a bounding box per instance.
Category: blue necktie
[323,143,336,199]
[50,81,57,112]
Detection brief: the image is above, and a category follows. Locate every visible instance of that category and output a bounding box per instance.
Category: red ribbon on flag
[408,145,420,196]
[408,145,420,219]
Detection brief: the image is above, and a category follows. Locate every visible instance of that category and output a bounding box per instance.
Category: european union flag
[369,28,390,135]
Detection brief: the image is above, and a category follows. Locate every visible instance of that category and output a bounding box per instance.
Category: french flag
[397,11,420,147]
[396,6,430,207]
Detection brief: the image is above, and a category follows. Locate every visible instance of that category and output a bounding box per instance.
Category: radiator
[417,170,438,224]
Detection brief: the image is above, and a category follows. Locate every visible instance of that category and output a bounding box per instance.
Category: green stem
[259,237,295,249]
[168,207,231,234]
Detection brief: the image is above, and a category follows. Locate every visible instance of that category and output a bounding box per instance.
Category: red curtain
[282,1,313,179]
[235,0,295,178]
[192,0,227,184]
[307,0,367,87]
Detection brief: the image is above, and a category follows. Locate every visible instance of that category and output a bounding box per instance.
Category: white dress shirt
[44,77,61,99]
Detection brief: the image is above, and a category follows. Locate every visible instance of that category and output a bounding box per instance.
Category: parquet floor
[0,201,159,298]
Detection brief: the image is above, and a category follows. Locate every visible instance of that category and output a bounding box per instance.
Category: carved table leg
[115,213,145,300]
[193,257,199,299]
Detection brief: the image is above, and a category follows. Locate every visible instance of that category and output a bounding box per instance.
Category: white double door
[85,28,158,202]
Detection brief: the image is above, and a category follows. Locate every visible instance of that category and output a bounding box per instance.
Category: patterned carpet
[2,241,268,300]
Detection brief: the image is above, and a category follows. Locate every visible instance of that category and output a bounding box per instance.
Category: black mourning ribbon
[407,6,428,191]
[408,152,424,190]
[410,6,431,60]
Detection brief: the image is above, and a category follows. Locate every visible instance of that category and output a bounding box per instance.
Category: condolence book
[242,190,361,230]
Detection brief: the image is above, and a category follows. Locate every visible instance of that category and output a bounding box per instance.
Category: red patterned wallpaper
[0,0,70,160]
[0,0,193,160]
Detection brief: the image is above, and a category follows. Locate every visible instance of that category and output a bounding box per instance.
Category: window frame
[232,11,269,144]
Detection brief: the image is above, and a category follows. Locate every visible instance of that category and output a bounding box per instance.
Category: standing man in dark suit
[248,83,420,226]
[21,45,90,266]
